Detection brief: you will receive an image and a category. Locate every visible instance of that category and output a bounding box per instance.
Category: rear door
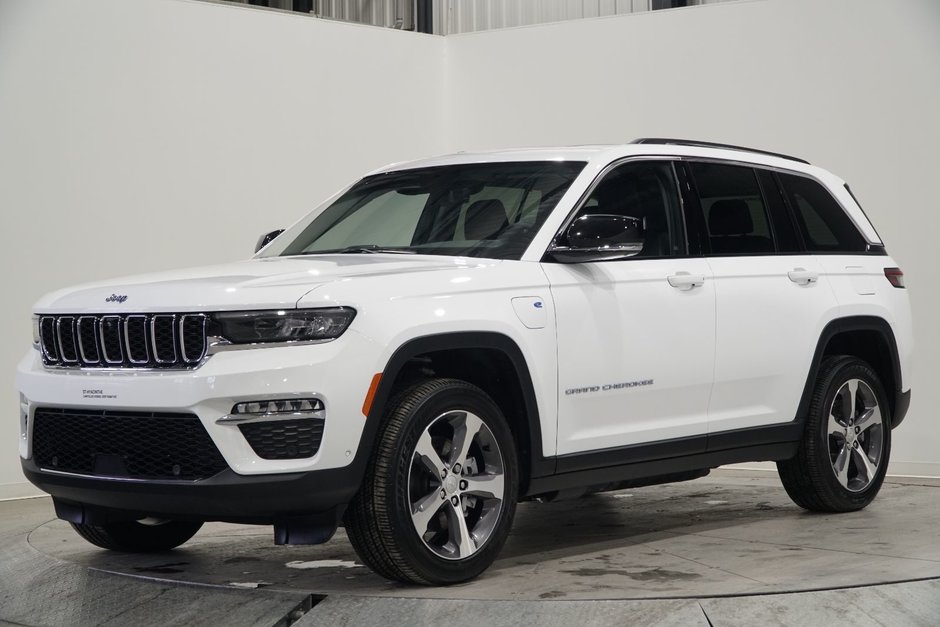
[680,161,838,435]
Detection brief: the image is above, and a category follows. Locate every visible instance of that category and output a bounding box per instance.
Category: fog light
[233,398,322,415]
[219,398,324,424]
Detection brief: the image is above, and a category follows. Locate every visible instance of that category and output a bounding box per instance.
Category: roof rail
[630,138,810,165]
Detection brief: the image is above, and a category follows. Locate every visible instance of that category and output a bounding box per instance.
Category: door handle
[788,268,819,285]
[667,272,705,290]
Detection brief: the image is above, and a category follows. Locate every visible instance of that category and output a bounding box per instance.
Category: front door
[545,159,716,457]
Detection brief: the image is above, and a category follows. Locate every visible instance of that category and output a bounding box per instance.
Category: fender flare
[796,316,905,427]
[352,331,551,488]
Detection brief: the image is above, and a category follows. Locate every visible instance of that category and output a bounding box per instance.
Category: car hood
[34,254,484,313]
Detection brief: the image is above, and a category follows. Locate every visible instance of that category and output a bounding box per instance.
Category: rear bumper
[893,388,911,429]
[22,457,364,524]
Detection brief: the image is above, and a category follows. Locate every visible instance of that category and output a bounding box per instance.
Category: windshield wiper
[299,244,417,255]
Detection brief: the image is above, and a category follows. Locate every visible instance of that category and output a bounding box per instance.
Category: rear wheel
[344,378,518,585]
[778,355,891,512]
[71,519,203,552]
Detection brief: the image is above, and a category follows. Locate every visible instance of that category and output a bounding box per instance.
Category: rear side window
[778,174,866,252]
[687,162,775,255]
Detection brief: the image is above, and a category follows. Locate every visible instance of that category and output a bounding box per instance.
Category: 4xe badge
[105,294,128,303]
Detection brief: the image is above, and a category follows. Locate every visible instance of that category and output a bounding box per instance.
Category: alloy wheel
[828,378,885,493]
[407,410,505,560]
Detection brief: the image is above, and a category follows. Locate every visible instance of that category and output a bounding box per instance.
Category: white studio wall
[445,0,940,477]
[1,0,938,496]
[0,0,446,498]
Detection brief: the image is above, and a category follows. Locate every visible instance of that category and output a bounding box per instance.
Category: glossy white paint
[546,258,715,454]
[705,255,837,434]
[16,146,914,483]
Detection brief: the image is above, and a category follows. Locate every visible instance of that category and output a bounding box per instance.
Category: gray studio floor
[2,469,939,626]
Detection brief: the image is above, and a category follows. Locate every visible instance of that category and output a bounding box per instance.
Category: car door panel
[547,259,715,455]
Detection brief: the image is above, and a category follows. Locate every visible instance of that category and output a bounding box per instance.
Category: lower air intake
[32,408,228,480]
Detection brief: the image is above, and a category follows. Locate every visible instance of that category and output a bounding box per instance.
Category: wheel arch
[362,332,551,494]
[798,316,905,428]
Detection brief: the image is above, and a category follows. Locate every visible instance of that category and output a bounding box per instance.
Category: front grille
[239,418,325,460]
[38,313,207,369]
[32,408,228,480]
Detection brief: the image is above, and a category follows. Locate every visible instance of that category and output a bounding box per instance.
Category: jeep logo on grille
[105,294,128,303]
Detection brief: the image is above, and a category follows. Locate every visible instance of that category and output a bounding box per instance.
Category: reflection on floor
[2,470,939,626]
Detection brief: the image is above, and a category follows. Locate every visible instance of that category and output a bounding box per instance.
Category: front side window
[565,160,682,258]
[688,162,775,255]
[274,161,585,261]
[778,173,866,252]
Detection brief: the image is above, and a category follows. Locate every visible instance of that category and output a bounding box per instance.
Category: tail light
[884,267,905,288]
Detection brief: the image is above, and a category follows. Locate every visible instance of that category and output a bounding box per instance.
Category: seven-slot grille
[38,313,207,369]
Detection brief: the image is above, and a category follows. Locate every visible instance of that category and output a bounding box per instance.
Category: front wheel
[778,355,891,512]
[344,378,518,585]
[71,519,203,552]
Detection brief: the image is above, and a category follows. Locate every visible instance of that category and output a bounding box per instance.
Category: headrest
[465,199,507,240]
[709,199,753,236]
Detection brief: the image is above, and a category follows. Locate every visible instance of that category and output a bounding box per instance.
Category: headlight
[32,316,40,346]
[213,308,355,344]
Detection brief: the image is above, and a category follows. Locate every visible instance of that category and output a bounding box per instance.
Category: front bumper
[17,330,380,474]
[17,330,384,522]
[21,457,363,523]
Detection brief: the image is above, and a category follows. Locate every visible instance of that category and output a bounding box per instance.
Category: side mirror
[549,214,644,263]
[255,229,285,254]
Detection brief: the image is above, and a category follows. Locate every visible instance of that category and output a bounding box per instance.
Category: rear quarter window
[778,173,867,252]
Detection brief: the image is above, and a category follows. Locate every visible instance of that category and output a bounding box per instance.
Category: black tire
[344,378,519,585]
[777,355,892,512]
[71,519,203,552]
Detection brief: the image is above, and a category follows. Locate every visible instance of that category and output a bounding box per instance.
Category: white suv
[17,139,912,585]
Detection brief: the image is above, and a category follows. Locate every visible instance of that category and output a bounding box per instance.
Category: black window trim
[773,169,884,256]
[540,153,886,262]
[755,167,802,254]
[541,155,689,263]
[680,159,786,258]
[672,155,885,257]
[844,183,886,254]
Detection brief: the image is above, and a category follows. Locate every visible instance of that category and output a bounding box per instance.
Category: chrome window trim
[544,153,874,259]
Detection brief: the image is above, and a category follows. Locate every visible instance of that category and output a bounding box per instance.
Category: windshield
[274,161,586,260]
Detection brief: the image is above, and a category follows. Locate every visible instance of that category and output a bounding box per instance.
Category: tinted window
[688,162,775,255]
[755,169,800,253]
[572,161,681,258]
[274,161,585,261]
[778,173,866,252]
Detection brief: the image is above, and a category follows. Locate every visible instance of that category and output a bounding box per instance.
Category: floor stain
[223,556,261,564]
[562,567,701,582]
[132,562,189,574]
[538,590,567,599]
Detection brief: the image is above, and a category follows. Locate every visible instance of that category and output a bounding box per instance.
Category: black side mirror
[255,229,284,254]
[548,214,644,263]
